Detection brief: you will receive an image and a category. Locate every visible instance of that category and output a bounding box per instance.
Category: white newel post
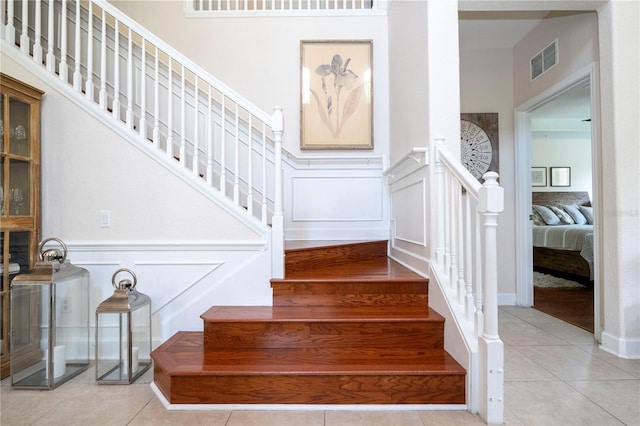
[271,106,285,279]
[477,171,504,425]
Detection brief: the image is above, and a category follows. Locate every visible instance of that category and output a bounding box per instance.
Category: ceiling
[458,11,549,49]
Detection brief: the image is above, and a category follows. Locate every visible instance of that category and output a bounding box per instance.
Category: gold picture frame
[300,40,373,150]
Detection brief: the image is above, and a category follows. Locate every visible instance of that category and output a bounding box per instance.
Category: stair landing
[151,241,465,405]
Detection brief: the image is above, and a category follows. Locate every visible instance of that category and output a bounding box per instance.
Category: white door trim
[513,63,601,338]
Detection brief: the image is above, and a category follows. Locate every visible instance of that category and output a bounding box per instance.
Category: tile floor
[1,307,638,425]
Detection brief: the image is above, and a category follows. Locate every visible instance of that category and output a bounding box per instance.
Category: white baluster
[433,139,446,267]
[261,123,267,224]
[193,76,200,176]
[152,46,160,147]
[474,208,484,338]
[112,19,120,121]
[220,96,226,196]
[233,104,239,205]
[166,58,173,158]
[125,28,134,128]
[246,114,253,216]
[5,0,15,45]
[33,0,43,63]
[99,8,107,109]
[85,1,94,101]
[271,106,285,279]
[179,65,185,165]
[206,85,213,185]
[464,192,475,321]
[73,0,82,90]
[139,38,147,140]
[59,0,68,83]
[20,0,29,55]
[46,0,55,72]
[0,0,5,41]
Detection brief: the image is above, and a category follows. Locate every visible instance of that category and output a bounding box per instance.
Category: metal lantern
[95,268,151,384]
[10,238,90,389]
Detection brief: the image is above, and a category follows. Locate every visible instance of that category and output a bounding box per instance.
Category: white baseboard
[498,293,517,306]
[600,331,640,359]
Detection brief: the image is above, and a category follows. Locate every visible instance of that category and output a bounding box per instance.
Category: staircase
[151,241,465,405]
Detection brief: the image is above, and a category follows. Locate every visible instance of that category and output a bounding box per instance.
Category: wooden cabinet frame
[1,73,44,379]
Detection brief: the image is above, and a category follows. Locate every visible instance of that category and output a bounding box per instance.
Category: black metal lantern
[95,268,151,384]
[10,238,90,389]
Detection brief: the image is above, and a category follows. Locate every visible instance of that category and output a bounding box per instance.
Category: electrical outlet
[62,297,72,313]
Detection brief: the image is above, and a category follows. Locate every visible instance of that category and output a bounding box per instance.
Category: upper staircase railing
[1,0,285,277]
[186,0,389,16]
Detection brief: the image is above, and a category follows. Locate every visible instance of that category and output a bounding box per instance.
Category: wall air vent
[530,40,558,80]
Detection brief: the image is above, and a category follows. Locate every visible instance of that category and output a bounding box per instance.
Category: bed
[532,191,594,282]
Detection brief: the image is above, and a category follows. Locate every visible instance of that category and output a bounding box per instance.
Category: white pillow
[548,205,575,224]
[533,205,561,225]
[561,204,588,225]
[578,205,594,224]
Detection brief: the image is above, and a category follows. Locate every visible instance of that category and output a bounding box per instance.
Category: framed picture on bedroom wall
[550,167,571,187]
[300,40,373,150]
[531,167,547,187]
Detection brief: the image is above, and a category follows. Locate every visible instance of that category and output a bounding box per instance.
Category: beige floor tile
[499,306,558,323]
[30,382,155,426]
[504,346,557,382]
[505,381,624,425]
[499,320,568,347]
[568,379,640,426]
[578,343,640,378]
[418,410,485,425]
[515,345,635,381]
[128,397,231,426]
[226,410,325,426]
[531,320,596,345]
[325,410,424,426]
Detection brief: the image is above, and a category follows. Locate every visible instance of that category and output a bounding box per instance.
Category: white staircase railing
[431,138,504,424]
[384,141,504,424]
[1,0,285,277]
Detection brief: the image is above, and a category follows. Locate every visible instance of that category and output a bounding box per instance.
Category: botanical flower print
[310,53,363,138]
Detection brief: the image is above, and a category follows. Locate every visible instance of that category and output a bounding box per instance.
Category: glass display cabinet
[1,74,44,379]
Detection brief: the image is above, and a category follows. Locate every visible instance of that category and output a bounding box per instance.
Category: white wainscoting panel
[386,162,430,276]
[64,240,271,349]
[283,156,389,241]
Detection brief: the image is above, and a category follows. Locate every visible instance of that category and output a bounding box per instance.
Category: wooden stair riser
[272,281,427,307]
[155,370,465,405]
[285,240,387,274]
[203,321,444,350]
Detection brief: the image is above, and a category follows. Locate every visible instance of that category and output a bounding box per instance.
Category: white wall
[513,11,599,107]
[108,0,390,160]
[596,0,640,358]
[460,47,515,300]
[531,134,592,195]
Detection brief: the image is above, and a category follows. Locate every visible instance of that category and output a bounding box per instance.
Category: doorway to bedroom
[528,81,595,333]
[515,64,601,340]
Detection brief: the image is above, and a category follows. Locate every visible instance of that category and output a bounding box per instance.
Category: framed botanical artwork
[550,167,571,187]
[300,40,373,150]
[531,167,547,187]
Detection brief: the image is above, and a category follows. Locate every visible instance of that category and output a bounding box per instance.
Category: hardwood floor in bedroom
[534,286,594,333]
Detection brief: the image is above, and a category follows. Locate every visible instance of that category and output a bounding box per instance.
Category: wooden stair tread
[154,332,465,376]
[282,258,424,281]
[201,305,442,322]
